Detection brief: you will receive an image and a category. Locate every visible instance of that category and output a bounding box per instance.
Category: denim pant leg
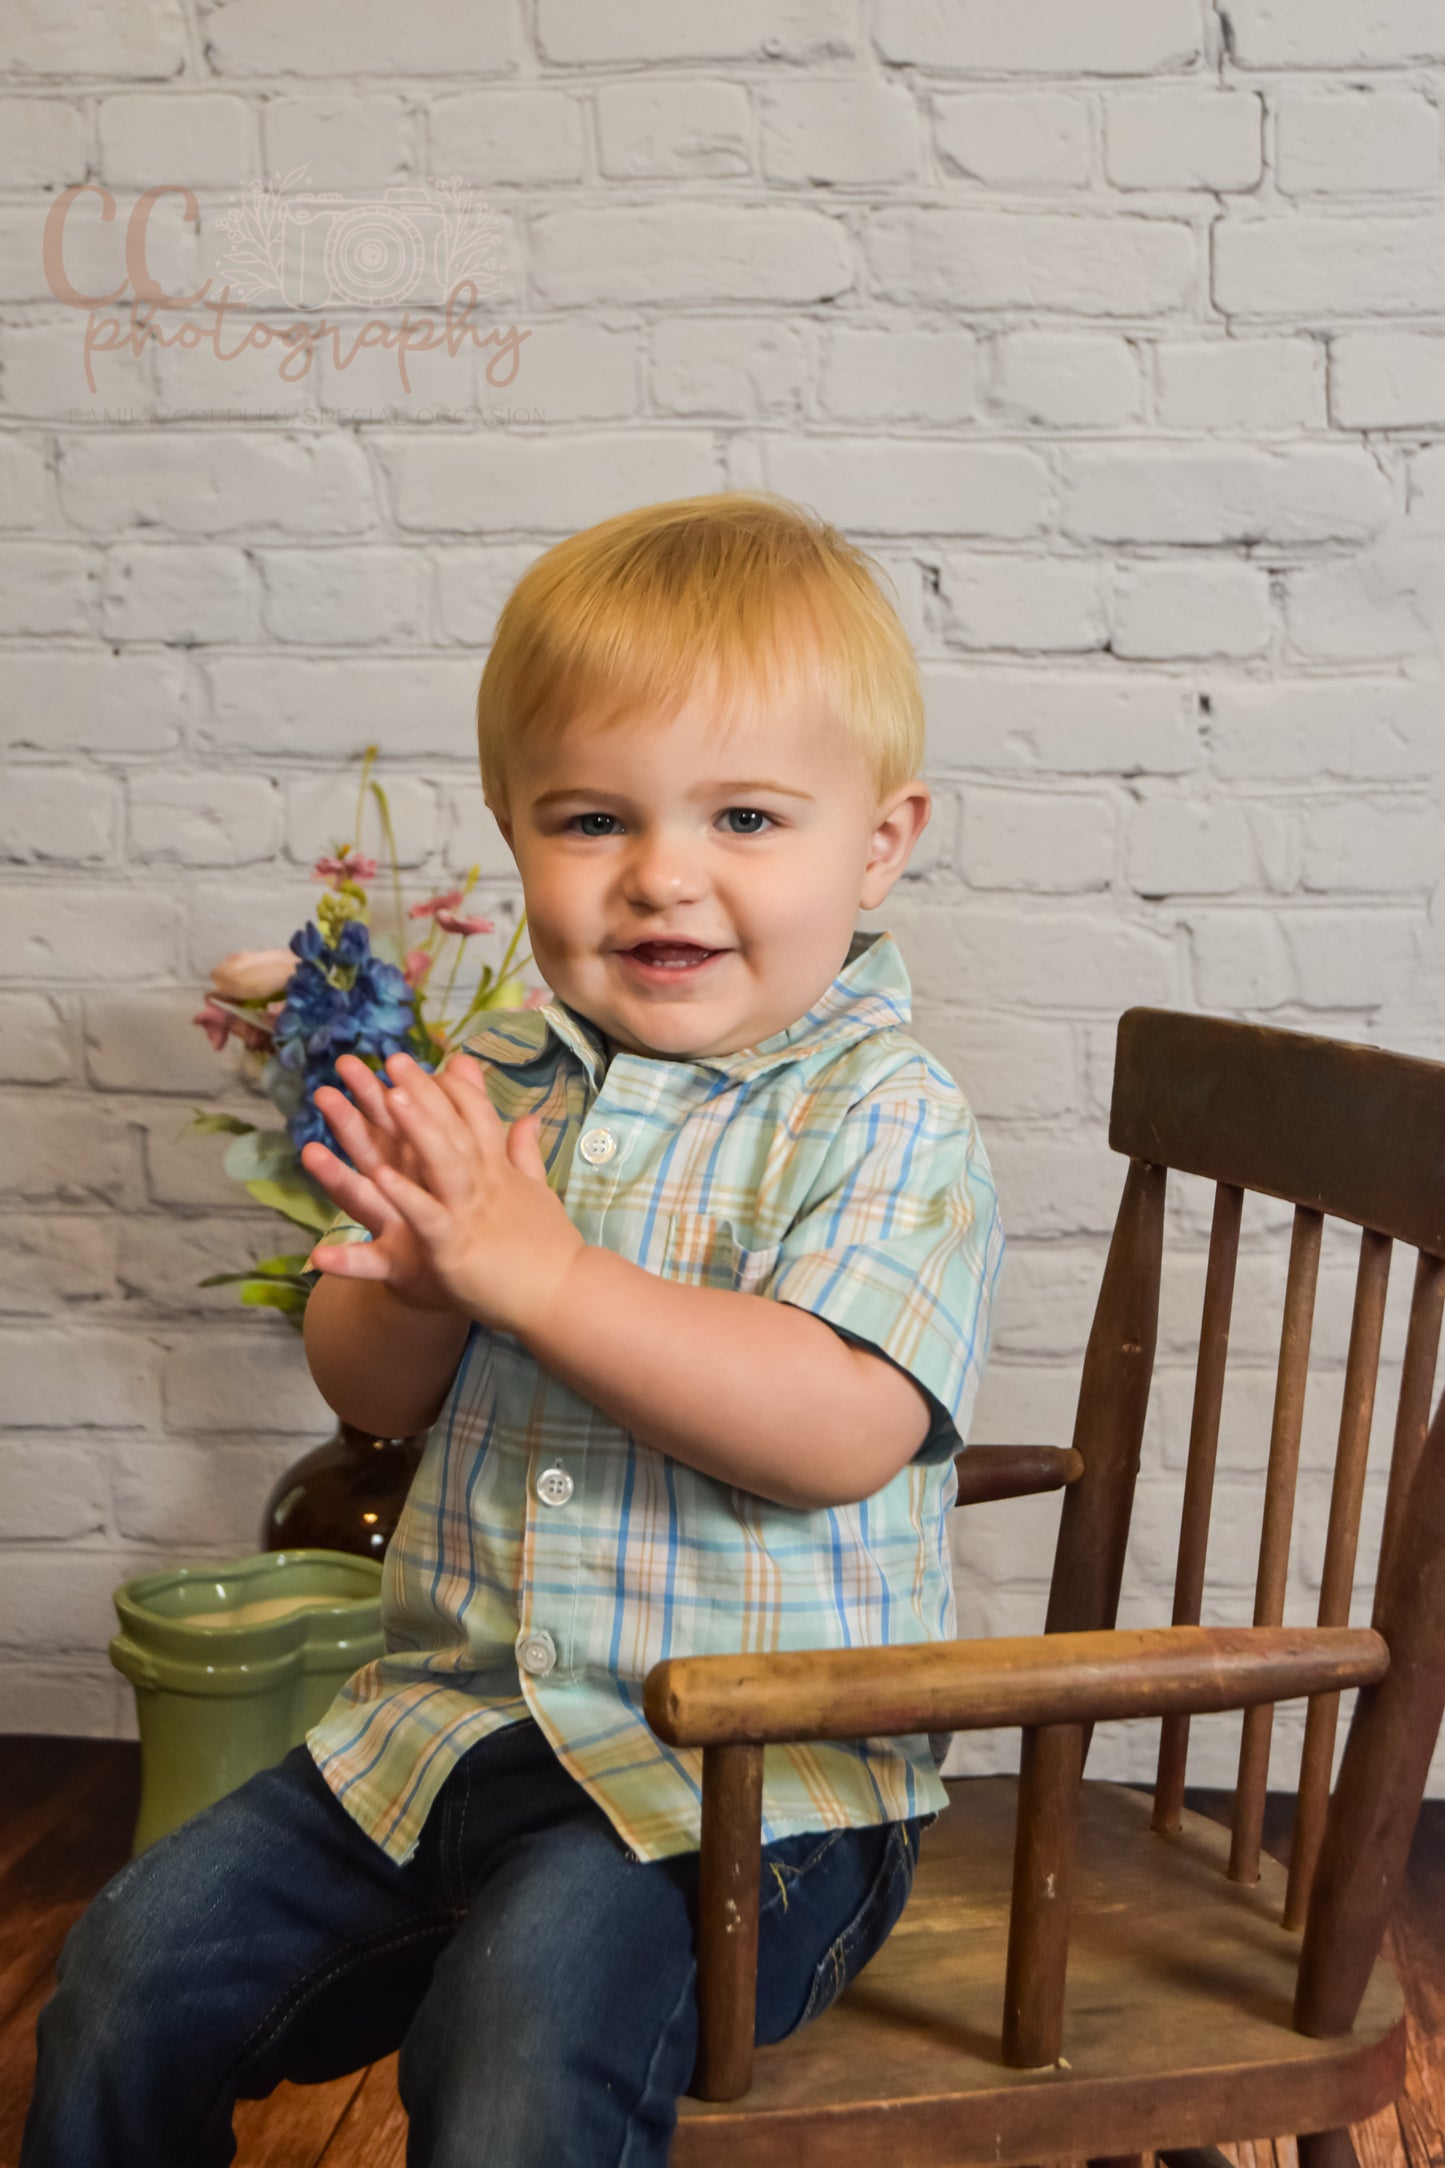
[24,1714,924,2168]
[21,1738,468,2168]
[396,1728,924,2168]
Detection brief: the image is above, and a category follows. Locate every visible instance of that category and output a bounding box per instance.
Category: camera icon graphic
[277,185,467,310]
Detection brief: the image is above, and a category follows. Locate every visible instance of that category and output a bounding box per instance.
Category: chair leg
[1297,2132,1361,2168]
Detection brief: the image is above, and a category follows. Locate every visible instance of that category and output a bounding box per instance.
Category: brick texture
[1,0,1442,1808]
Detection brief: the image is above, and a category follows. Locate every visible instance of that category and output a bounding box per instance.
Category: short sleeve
[763,1062,1005,1467]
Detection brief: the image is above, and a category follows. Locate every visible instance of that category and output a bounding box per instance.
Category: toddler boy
[23,490,1004,2168]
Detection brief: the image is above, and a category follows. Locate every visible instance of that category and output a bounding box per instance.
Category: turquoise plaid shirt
[306,927,1005,1864]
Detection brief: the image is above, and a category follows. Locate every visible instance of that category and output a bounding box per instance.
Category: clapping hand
[301,1049,584,1342]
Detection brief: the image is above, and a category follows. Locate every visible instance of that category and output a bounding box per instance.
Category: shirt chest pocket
[660,1211,784,1299]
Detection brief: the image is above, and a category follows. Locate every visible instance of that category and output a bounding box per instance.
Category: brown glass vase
[260,1418,428,1561]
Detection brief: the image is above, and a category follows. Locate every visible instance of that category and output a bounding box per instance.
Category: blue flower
[332,918,372,969]
[272,960,342,1069]
[271,917,433,1163]
[289,922,328,966]
[351,956,418,1045]
[289,1089,336,1154]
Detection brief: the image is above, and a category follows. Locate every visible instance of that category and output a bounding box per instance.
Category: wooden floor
[2,1737,1442,2168]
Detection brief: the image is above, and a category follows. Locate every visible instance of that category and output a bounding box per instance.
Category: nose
[619,827,706,909]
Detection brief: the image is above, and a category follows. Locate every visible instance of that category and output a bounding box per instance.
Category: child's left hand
[308,1048,585,1341]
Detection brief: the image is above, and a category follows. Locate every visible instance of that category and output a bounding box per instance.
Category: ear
[858,782,932,913]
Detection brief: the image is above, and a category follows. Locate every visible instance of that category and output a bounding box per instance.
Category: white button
[516,1628,557,1677]
[536,1464,574,1507]
[579,1126,617,1165]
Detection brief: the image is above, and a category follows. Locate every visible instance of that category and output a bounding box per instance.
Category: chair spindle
[1375,1249,1445,1604]
[1296,1381,1445,2037]
[1154,1181,1243,1835]
[1230,1204,1324,1884]
[1002,1720,1084,2069]
[1047,1159,1167,1644]
[693,1741,765,2102]
[1283,1228,1393,1930]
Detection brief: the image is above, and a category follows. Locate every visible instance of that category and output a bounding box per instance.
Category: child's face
[492,672,931,1061]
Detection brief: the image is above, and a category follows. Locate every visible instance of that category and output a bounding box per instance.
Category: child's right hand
[300,1052,461,1315]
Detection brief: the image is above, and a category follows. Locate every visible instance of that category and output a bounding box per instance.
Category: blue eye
[563,808,774,837]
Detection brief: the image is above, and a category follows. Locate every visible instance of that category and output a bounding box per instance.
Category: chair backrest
[1044,1007,1445,2033]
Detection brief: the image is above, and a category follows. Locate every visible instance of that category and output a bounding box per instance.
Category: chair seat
[672,1777,1406,2168]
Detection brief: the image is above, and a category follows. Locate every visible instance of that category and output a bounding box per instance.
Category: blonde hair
[475,490,924,821]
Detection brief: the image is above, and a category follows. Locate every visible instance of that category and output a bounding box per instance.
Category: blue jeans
[22,1716,923,2167]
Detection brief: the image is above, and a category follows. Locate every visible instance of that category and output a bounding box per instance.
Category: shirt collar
[458,928,913,1091]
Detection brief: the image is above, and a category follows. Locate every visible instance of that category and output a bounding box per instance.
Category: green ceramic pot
[109,1548,383,1855]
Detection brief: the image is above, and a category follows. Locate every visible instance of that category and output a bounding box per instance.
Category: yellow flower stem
[445,944,534,1047]
[432,859,479,1028]
[367,778,407,952]
[495,911,526,980]
[352,743,376,855]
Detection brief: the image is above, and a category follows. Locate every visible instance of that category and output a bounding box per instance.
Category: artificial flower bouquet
[187,746,542,1327]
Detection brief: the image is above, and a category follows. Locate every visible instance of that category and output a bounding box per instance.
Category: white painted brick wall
[1103,90,1263,192]
[600,80,752,181]
[1,2,1443,1812]
[1331,331,1445,428]
[933,94,1092,191]
[1275,88,1441,197]
[990,333,1143,429]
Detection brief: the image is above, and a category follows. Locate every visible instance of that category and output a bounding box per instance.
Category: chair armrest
[643,1624,1387,1749]
[952,1443,1084,1506]
[664,1623,1388,2104]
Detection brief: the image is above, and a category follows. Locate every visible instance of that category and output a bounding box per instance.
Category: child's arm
[304,1213,927,1506]
[521,1249,932,1511]
[302,1273,471,1440]
[304,1047,940,1511]
[297,1050,482,1438]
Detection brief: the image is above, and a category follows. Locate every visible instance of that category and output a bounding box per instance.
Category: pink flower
[208,948,297,1001]
[408,888,465,920]
[193,996,274,1054]
[435,909,496,938]
[523,987,549,1009]
[402,947,435,989]
[313,850,378,884]
[194,997,232,1052]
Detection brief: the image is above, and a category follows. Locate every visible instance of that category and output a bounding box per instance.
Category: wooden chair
[644,1006,1445,2168]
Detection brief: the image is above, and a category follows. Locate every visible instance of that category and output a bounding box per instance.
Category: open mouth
[618,941,727,979]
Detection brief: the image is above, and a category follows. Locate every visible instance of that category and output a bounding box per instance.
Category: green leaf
[186,1109,258,1137]
[242,1169,342,1232]
[223,1127,298,1184]
[239,1279,309,1315]
[199,1264,315,1291]
[253,1251,313,1276]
